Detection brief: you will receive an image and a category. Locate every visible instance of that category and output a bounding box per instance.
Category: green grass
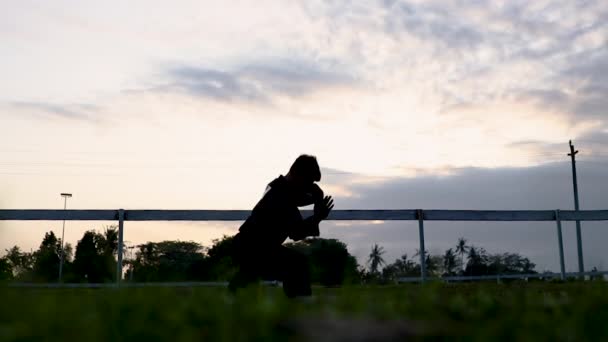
[1,282,607,341]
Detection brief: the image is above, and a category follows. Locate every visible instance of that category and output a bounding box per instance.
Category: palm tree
[467,246,478,262]
[367,244,386,275]
[443,248,457,275]
[466,246,489,276]
[466,246,478,275]
[455,237,469,271]
[103,226,118,256]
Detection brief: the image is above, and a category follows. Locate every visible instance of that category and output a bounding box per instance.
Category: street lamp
[58,193,72,283]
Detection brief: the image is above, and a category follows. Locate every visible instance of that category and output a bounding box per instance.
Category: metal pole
[569,140,585,277]
[116,209,125,286]
[555,210,566,280]
[58,197,67,283]
[417,209,427,283]
[58,193,72,283]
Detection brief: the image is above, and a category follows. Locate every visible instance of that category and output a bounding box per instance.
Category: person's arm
[288,196,334,241]
[289,215,321,241]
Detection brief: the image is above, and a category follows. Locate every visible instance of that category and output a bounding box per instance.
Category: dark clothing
[237,175,320,245]
[230,235,312,297]
[230,175,319,297]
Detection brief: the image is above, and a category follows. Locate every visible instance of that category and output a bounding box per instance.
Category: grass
[1,282,607,341]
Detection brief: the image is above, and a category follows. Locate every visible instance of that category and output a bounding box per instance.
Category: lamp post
[58,193,72,283]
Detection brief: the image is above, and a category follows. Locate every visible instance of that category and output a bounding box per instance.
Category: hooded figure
[229,155,334,297]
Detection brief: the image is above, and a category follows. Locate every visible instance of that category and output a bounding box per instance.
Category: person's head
[287,154,321,185]
[285,154,323,203]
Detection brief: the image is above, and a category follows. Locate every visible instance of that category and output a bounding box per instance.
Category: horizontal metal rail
[397,271,608,283]
[3,208,607,287]
[2,209,608,221]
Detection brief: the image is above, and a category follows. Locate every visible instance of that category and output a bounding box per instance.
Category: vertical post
[58,193,72,283]
[568,140,585,278]
[555,210,566,280]
[58,197,67,283]
[417,209,427,283]
[116,209,125,286]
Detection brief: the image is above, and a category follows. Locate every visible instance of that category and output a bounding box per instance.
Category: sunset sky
[1,0,607,271]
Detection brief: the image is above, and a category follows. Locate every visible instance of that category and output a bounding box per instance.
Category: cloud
[509,46,608,125]
[9,102,100,122]
[162,58,356,104]
[508,130,608,161]
[332,162,607,210]
[382,1,485,49]
[165,67,265,103]
[321,159,608,271]
[566,50,608,121]
[577,130,608,146]
[367,0,608,131]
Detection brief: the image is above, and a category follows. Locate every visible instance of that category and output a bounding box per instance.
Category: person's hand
[309,183,324,202]
[314,195,334,222]
[294,183,324,207]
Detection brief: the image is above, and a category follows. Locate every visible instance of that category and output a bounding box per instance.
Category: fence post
[417,209,427,283]
[555,210,566,280]
[116,209,125,286]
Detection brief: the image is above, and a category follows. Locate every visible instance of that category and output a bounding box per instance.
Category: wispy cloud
[160,58,357,104]
[8,102,101,122]
[382,1,485,49]
[509,130,608,160]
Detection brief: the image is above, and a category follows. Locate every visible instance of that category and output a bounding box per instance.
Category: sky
[1,0,607,272]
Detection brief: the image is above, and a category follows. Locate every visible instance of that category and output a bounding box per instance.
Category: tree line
[367,237,537,283]
[0,229,538,285]
[0,227,119,283]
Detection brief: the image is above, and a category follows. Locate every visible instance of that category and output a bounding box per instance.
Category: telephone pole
[568,140,584,277]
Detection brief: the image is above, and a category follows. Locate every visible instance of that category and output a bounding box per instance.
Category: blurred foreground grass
[1,282,607,341]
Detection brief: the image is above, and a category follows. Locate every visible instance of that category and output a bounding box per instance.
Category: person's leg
[228,234,260,293]
[276,246,312,298]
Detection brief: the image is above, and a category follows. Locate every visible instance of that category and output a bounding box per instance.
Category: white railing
[2,209,608,286]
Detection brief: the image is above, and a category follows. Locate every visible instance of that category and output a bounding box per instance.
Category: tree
[32,231,62,282]
[130,241,208,282]
[100,226,118,256]
[73,230,116,283]
[286,238,359,286]
[100,226,118,281]
[414,249,440,276]
[206,235,236,281]
[455,237,469,271]
[521,257,535,274]
[0,257,12,281]
[4,246,34,280]
[367,244,386,276]
[443,248,458,276]
[74,231,103,282]
[465,246,489,276]
[381,254,418,282]
[486,252,536,276]
[62,243,74,263]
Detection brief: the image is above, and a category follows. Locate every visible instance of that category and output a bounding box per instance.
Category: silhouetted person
[229,155,334,298]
